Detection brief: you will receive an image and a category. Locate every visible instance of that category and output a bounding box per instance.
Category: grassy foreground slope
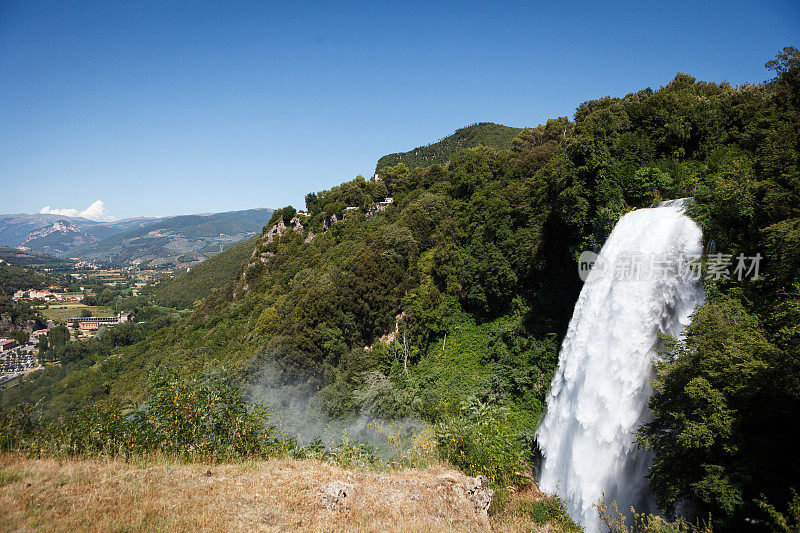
[375,122,522,171]
[0,453,572,532]
[149,235,260,309]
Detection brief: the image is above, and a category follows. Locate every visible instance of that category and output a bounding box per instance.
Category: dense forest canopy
[4,47,799,529]
[0,262,51,297]
[375,122,523,172]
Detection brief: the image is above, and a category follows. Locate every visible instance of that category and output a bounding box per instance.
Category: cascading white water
[536,201,704,531]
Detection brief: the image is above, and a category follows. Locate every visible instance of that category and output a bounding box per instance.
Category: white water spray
[536,201,704,531]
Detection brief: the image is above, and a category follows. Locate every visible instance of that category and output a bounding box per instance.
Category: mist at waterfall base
[536,202,705,531]
[245,361,423,458]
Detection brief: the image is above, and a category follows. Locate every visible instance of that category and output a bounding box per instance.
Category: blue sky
[1,1,797,220]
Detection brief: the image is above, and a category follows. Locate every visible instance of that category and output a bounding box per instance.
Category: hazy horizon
[0,202,273,223]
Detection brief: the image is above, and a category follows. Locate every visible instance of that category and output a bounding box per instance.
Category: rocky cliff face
[237,215,306,295]
[23,220,92,256]
[25,220,83,242]
[261,216,305,246]
[236,201,394,297]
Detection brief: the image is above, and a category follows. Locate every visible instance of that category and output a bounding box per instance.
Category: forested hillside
[0,262,51,297]
[0,214,155,256]
[4,48,799,530]
[375,122,522,172]
[0,247,76,271]
[148,235,260,309]
[0,210,271,268]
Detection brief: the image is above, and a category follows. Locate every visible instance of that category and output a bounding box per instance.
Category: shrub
[0,403,34,451]
[511,494,580,531]
[328,436,379,469]
[405,425,438,468]
[597,494,712,533]
[41,401,131,457]
[138,367,278,460]
[435,397,527,487]
[14,368,280,461]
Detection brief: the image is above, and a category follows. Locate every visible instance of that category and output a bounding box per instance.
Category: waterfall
[536,201,704,531]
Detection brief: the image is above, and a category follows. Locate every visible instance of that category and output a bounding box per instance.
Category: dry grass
[0,454,567,532]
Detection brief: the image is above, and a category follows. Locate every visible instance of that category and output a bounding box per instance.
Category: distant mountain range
[0,209,273,269]
[0,213,155,256]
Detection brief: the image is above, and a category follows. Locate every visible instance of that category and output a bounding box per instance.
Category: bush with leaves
[509,493,581,532]
[597,493,712,533]
[0,403,35,452]
[40,401,132,457]
[756,489,800,533]
[13,368,280,461]
[137,367,277,460]
[435,397,527,487]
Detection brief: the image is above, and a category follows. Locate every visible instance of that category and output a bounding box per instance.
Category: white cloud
[40,200,117,222]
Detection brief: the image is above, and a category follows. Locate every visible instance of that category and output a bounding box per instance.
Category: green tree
[638,296,787,526]
[48,325,70,349]
[378,163,409,193]
[281,205,297,224]
[36,334,48,354]
[8,330,29,345]
[304,192,320,214]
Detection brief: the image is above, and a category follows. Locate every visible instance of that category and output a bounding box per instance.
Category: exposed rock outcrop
[25,220,83,242]
[315,471,492,528]
[237,215,306,296]
[259,216,305,248]
[323,213,339,230]
[365,204,388,220]
[318,480,354,511]
[446,474,493,518]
